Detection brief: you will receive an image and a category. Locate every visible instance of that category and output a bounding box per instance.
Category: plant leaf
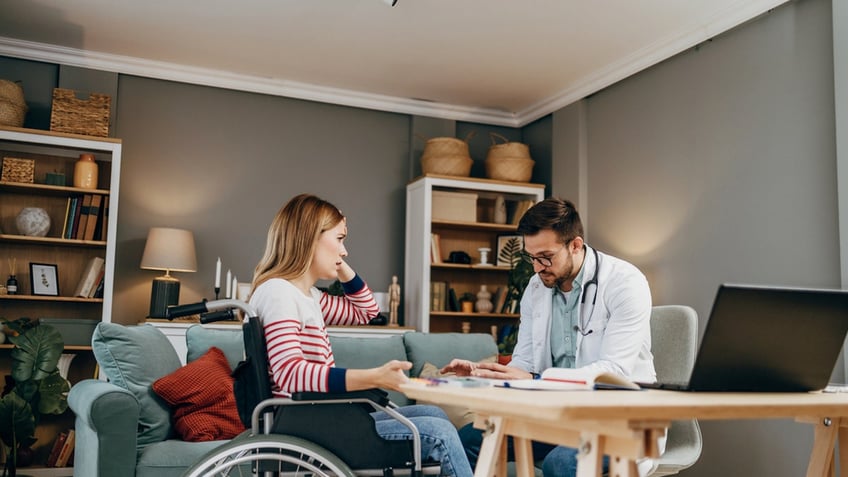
[0,392,35,449]
[10,324,64,382]
[36,372,69,415]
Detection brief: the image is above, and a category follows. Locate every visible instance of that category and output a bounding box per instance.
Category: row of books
[73,256,105,298]
[46,428,75,468]
[61,193,109,241]
[430,281,515,314]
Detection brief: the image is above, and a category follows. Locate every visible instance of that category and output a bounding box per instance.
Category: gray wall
[554,0,838,475]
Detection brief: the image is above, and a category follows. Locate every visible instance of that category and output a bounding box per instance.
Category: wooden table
[400,383,848,477]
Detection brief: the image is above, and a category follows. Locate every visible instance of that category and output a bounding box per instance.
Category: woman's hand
[441,359,533,380]
[337,260,355,283]
[346,360,412,392]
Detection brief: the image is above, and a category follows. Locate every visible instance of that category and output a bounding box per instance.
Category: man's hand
[440,359,533,380]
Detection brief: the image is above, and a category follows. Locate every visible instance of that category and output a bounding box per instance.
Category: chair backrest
[647,305,703,476]
[232,317,273,428]
[650,305,698,384]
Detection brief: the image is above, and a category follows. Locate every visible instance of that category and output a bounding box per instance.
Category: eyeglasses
[520,244,567,268]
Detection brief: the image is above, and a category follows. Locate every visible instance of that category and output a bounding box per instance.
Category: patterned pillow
[152,346,245,441]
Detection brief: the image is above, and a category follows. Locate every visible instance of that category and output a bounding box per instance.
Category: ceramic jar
[16,207,51,237]
[74,153,98,189]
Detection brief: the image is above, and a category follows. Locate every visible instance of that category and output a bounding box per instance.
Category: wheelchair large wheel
[183,434,356,477]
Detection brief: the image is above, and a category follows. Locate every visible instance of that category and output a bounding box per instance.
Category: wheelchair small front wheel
[183,433,356,477]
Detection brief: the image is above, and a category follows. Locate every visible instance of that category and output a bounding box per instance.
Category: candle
[226,269,232,298]
[232,276,238,301]
[215,257,222,289]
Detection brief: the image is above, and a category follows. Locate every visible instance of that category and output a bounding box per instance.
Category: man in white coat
[442,197,657,477]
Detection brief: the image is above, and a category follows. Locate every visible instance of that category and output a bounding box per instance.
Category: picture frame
[496,235,524,267]
[30,262,59,296]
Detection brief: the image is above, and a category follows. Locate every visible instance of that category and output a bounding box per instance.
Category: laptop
[642,284,848,392]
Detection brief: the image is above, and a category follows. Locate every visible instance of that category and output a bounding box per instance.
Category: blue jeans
[457,422,609,477]
[373,405,473,477]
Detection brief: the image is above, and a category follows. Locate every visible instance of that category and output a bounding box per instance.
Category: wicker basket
[2,157,35,183]
[485,133,534,182]
[50,88,111,137]
[420,135,474,177]
[0,80,27,127]
[0,100,26,127]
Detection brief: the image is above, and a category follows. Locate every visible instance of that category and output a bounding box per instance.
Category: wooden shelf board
[0,294,103,303]
[0,181,110,196]
[0,234,106,247]
[430,311,519,319]
[432,219,518,232]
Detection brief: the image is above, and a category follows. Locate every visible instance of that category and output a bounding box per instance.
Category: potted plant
[496,241,534,363]
[0,318,68,477]
[458,292,475,313]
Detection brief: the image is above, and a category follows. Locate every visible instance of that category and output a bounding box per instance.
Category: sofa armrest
[68,379,141,477]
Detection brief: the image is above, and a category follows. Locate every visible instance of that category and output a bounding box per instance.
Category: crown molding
[0,36,522,127]
[0,0,790,129]
[514,0,791,125]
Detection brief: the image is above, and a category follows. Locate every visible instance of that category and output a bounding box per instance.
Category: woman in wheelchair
[248,193,473,477]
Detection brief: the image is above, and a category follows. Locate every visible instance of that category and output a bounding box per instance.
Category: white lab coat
[509,245,656,383]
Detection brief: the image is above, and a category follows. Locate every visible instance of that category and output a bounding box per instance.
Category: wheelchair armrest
[291,388,391,407]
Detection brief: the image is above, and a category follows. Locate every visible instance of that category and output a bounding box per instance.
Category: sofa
[68,322,498,477]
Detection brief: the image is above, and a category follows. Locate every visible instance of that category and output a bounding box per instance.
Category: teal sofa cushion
[403,332,498,377]
[185,325,243,370]
[91,323,181,446]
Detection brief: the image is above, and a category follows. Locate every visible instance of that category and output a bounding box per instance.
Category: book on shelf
[75,194,93,239]
[46,430,69,467]
[430,233,443,264]
[88,266,106,298]
[60,197,72,239]
[447,287,459,312]
[54,428,75,467]
[98,196,110,241]
[430,281,447,311]
[82,194,103,240]
[73,256,105,298]
[69,195,84,239]
[498,367,641,391]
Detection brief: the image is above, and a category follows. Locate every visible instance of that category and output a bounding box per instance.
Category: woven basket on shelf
[0,80,27,127]
[485,132,534,182]
[50,88,111,137]
[419,134,474,177]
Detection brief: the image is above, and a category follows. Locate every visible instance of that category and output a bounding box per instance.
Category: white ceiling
[0,0,789,127]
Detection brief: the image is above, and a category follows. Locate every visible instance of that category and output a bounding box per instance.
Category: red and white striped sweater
[249,275,380,397]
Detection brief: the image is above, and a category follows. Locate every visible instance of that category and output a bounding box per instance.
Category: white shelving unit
[404,174,544,333]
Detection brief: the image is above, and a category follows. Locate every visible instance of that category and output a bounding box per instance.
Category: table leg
[838,420,848,477]
[806,417,839,477]
[576,432,604,477]
[475,416,507,477]
[513,436,535,477]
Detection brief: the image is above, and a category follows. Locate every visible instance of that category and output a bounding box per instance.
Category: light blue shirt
[549,265,585,368]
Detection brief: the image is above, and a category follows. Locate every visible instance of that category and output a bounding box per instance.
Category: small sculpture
[16,207,50,237]
[388,275,401,326]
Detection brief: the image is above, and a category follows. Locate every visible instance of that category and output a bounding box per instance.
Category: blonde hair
[252,194,344,291]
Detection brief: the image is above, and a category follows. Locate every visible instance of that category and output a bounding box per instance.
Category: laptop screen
[686,284,848,392]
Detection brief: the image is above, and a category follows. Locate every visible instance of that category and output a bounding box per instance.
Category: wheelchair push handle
[166,298,258,321]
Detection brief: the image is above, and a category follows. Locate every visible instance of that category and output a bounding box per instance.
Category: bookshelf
[404,174,544,334]
[0,125,121,472]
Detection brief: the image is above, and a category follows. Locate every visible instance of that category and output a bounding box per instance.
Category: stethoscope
[573,246,600,336]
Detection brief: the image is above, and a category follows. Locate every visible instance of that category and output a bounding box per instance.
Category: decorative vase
[478,247,491,266]
[16,207,51,237]
[74,153,99,189]
[476,285,493,313]
[5,275,17,295]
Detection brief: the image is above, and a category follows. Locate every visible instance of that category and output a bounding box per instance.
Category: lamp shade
[140,227,197,273]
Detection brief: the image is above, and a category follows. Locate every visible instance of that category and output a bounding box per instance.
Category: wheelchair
[166,299,440,477]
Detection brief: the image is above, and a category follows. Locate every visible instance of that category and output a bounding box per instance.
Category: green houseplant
[0,318,68,477]
[496,236,534,363]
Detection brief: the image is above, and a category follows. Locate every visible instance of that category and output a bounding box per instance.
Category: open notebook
[640,284,848,392]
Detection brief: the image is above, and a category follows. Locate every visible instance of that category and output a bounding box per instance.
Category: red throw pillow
[152,346,245,441]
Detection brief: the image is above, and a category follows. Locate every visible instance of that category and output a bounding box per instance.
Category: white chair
[646,305,703,476]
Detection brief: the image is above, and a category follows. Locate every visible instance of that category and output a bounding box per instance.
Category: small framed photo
[30,263,59,296]
[496,235,524,267]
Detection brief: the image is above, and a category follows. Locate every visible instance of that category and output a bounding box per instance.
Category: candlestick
[232,276,238,301]
[226,269,232,298]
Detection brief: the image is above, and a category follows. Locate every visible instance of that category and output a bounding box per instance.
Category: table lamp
[141,227,197,318]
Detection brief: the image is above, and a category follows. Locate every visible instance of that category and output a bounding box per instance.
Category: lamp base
[149,276,180,318]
